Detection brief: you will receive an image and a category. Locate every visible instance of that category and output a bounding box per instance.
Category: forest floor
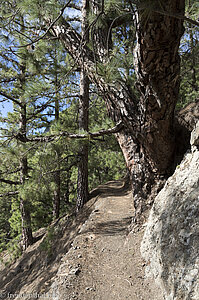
[0,180,163,300]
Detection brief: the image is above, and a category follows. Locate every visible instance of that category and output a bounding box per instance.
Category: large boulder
[141,121,199,300]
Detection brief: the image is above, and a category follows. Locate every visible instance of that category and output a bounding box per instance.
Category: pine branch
[0,191,19,197]
[0,168,21,176]
[42,165,77,175]
[67,3,81,11]
[0,78,16,84]
[153,9,199,27]
[0,53,20,67]
[26,121,124,142]
[0,91,22,107]
[133,1,199,27]
[50,16,138,126]
[18,0,73,48]
[27,99,54,120]
[0,178,20,185]
[51,17,95,63]
[2,122,123,142]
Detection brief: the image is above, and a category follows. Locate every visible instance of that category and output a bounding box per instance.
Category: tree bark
[51,0,185,220]
[52,70,61,219]
[18,25,33,248]
[53,164,61,219]
[20,156,33,250]
[19,103,33,250]
[76,0,89,212]
[127,0,185,217]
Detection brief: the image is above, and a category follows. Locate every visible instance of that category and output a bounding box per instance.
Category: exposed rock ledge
[141,121,199,300]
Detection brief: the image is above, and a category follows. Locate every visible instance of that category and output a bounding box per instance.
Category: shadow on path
[89,179,130,199]
[82,217,132,236]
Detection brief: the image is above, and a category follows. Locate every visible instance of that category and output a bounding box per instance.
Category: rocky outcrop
[191,121,199,147]
[175,101,199,163]
[176,100,199,132]
[141,121,199,300]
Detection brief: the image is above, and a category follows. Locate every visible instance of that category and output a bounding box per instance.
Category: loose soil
[0,180,163,300]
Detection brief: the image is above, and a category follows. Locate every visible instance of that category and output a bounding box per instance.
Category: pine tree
[1,0,198,245]
[0,6,66,248]
[0,0,127,252]
[46,0,192,220]
[76,0,90,212]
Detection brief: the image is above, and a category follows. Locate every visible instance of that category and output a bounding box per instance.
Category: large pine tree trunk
[52,0,185,220]
[116,1,185,218]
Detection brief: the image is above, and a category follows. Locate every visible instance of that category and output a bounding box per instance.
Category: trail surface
[49,180,163,300]
[0,180,163,300]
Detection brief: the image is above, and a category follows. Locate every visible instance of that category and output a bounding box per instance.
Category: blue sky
[0,100,13,117]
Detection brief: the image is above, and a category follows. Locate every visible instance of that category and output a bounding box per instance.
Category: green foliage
[88,137,126,189]
[178,2,199,108]
[9,197,22,237]
[39,226,55,256]
[6,235,22,261]
[2,0,197,258]
[17,0,61,20]
[0,197,11,252]
[97,58,122,83]
[39,223,63,259]
[185,0,199,20]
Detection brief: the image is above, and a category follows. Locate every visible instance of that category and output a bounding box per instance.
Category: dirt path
[0,180,163,300]
[49,180,164,300]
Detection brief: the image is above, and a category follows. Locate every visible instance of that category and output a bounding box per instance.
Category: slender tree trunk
[76,0,89,212]
[20,155,33,250]
[53,163,61,219]
[52,0,185,220]
[19,102,33,250]
[16,17,33,250]
[52,71,61,219]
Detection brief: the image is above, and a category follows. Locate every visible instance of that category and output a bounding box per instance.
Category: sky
[0,100,13,117]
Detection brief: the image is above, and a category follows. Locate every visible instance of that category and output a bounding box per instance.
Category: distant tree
[0,15,35,249]
[0,7,67,248]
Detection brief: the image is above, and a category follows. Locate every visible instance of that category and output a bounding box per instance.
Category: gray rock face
[191,120,199,146]
[141,123,199,300]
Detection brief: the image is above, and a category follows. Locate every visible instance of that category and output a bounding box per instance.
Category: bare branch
[1,122,123,143]
[67,3,81,11]
[26,121,124,143]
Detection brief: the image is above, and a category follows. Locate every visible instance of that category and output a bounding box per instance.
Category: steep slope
[0,180,163,300]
